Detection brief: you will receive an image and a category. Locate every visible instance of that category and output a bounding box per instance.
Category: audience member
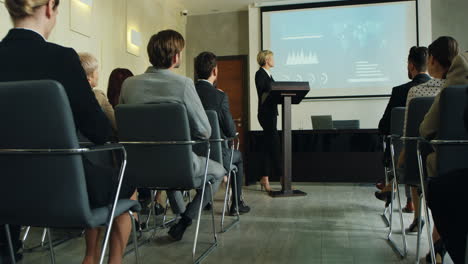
[107,68,134,109]
[376,46,431,203]
[120,30,226,241]
[78,52,117,132]
[397,37,459,236]
[194,51,251,215]
[0,1,136,263]
[419,51,468,263]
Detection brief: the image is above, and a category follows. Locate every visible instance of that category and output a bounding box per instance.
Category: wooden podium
[267,81,310,197]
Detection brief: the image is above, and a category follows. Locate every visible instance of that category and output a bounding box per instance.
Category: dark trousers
[428,169,468,264]
[223,149,244,202]
[258,113,282,178]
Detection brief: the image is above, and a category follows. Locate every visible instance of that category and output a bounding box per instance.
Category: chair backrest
[311,115,333,129]
[193,110,222,163]
[115,103,197,190]
[389,107,406,162]
[0,80,93,227]
[437,85,468,176]
[332,120,360,129]
[403,97,435,185]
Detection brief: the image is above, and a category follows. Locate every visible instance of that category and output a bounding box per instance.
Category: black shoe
[375,191,392,202]
[203,203,212,211]
[425,239,446,263]
[405,218,424,235]
[229,200,251,216]
[168,216,192,241]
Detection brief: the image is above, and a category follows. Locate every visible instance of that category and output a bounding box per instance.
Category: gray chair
[0,80,140,264]
[115,103,217,264]
[383,107,408,258]
[400,97,435,262]
[202,110,240,233]
[419,85,468,263]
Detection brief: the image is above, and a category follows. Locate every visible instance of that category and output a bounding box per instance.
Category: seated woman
[0,1,136,263]
[79,52,117,132]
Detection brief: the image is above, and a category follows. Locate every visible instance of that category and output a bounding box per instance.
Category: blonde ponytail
[5,0,58,20]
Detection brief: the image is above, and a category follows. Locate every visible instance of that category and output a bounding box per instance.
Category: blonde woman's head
[257,50,274,68]
[5,0,60,38]
[78,52,99,88]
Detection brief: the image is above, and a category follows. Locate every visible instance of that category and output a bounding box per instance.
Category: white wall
[0,0,187,92]
[248,1,432,131]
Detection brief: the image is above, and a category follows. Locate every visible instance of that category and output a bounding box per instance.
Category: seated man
[194,52,250,215]
[376,46,431,209]
[120,30,226,241]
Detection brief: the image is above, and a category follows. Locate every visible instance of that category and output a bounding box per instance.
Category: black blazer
[378,73,431,135]
[0,29,112,144]
[255,68,278,116]
[195,80,236,139]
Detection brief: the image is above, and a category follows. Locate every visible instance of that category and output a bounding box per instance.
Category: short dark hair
[195,52,217,80]
[147,30,185,69]
[428,36,459,72]
[408,46,428,72]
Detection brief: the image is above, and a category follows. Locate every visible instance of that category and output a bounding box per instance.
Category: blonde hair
[5,0,60,20]
[257,50,273,67]
[78,52,99,77]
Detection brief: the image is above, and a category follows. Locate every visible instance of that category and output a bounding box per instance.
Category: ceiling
[179,0,314,16]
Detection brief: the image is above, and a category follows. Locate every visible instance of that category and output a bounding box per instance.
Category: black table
[245,129,384,184]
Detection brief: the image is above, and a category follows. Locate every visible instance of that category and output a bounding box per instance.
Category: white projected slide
[262,1,417,97]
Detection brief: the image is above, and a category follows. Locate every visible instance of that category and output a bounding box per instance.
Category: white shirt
[262,67,272,78]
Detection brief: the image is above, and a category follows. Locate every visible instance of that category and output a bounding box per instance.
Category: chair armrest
[400,136,423,142]
[430,140,468,145]
[390,134,402,139]
[85,143,125,153]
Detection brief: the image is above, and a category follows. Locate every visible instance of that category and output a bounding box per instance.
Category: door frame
[216,55,250,134]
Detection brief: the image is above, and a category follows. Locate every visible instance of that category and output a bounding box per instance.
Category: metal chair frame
[385,134,408,259]
[0,144,139,264]
[120,140,217,264]
[220,135,241,233]
[416,139,468,264]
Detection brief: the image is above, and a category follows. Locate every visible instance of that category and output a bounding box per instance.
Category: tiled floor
[16,183,453,263]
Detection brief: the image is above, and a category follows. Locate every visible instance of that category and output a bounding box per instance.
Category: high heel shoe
[260,177,272,192]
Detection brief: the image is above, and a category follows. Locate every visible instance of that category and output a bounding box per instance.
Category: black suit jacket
[0,29,111,144]
[255,68,278,116]
[378,73,431,135]
[195,80,236,139]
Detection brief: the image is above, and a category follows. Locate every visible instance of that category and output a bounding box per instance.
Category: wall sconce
[79,0,93,6]
[130,29,142,47]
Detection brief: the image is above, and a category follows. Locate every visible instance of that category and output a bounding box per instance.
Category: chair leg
[221,169,232,231]
[209,183,218,241]
[416,194,423,263]
[21,226,31,247]
[192,147,218,263]
[41,228,47,247]
[4,224,17,264]
[386,140,407,258]
[129,211,140,264]
[221,170,240,233]
[46,228,56,264]
[416,143,436,264]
